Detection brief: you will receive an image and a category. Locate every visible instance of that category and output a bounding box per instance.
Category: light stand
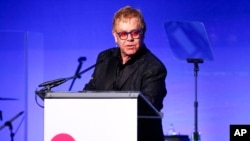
[187,58,203,141]
[0,111,24,141]
[5,121,14,141]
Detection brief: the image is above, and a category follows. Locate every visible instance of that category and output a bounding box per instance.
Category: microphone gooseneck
[35,55,106,100]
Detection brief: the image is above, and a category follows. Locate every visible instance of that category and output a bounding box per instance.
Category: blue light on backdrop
[0,0,249,141]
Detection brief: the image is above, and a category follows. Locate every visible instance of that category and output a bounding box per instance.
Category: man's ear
[112,31,118,43]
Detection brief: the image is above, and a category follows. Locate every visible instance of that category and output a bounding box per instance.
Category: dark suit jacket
[84,45,167,141]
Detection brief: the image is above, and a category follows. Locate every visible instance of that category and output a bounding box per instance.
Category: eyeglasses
[116,30,142,40]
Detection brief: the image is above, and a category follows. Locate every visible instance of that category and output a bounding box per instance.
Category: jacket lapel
[103,58,118,90]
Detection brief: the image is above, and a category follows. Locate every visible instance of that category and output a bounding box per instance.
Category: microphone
[38,78,66,87]
[36,56,105,92]
[76,56,87,79]
[78,56,87,62]
[38,56,87,88]
[68,56,87,90]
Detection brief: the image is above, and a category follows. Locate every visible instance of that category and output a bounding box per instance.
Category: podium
[44,91,162,141]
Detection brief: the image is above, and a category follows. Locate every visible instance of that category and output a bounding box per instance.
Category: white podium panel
[44,92,140,141]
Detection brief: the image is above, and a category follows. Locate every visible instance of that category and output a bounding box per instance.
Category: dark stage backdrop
[0,0,249,141]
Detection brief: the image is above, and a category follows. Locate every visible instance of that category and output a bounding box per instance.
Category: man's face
[113,17,143,58]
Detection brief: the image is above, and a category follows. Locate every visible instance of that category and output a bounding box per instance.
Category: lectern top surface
[45,91,142,99]
[44,91,162,118]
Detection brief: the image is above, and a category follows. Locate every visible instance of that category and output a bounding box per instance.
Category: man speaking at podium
[84,5,167,141]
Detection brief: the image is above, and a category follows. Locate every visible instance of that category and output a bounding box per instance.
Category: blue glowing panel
[164,21,214,61]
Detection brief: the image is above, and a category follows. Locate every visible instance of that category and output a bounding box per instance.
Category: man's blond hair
[112,6,146,32]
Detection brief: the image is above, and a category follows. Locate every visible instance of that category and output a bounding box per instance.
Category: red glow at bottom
[51,133,75,141]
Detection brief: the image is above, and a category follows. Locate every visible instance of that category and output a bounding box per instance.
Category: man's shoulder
[143,49,166,70]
